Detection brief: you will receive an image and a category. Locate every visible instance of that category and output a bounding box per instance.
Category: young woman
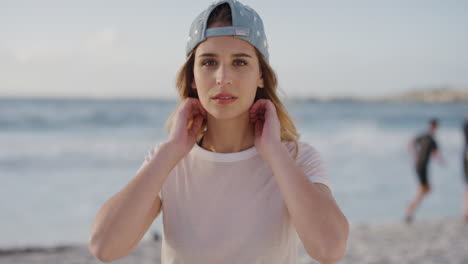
[89,1,348,263]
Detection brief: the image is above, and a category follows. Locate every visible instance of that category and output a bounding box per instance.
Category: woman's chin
[207,110,248,121]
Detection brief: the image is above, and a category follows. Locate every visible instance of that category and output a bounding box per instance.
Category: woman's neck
[201,113,255,153]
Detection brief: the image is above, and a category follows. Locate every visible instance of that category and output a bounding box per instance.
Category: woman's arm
[89,98,206,262]
[88,141,182,262]
[250,99,348,263]
[266,144,349,264]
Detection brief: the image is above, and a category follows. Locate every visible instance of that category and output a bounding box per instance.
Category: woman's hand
[167,97,207,158]
[249,99,283,162]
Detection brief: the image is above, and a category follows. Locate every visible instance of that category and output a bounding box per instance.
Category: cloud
[7,39,73,64]
[84,28,118,53]
[2,28,119,64]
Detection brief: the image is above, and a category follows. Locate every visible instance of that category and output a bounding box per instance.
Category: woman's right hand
[167,97,207,157]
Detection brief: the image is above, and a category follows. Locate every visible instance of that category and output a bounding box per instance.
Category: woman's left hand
[249,99,283,162]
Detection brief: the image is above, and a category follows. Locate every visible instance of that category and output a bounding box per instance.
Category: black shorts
[416,165,429,186]
[464,147,468,184]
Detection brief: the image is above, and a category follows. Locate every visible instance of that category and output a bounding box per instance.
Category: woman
[89,1,348,263]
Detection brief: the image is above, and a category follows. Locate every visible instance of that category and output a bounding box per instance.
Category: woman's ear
[191,80,197,89]
[257,75,264,88]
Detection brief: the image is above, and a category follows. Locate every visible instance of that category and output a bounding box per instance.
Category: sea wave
[0,98,175,130]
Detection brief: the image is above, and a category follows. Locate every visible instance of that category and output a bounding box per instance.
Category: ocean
[1,98,467,248]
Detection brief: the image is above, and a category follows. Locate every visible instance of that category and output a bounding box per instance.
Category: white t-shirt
[140,141,330,264]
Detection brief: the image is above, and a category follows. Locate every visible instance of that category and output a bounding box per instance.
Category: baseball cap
[186,0,269,61]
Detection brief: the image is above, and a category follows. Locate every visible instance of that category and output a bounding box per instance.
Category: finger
[250,100,265,111]
[187,109,201,122]
[186,98,200,113]
[184,98,206,119]
[251,111,265,123]
[250,109,265,117]
[255,120,264,136]
[189,114,204,135]
[263,99,277,117]
[193,99,206,113]
[194,100,207,119]
[252,111,263,120]
[180,98,195,118]
[249,99,266,114]
[184,98,201,113]
[250,116,258,123]
[250,107,265,123]
[255,111,265,118]
[188,113,204,131]
[250,100,264,114]
[199,104,207,118]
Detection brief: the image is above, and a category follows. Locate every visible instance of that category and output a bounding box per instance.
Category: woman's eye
[202,60,216,67]
[233,60,247,66]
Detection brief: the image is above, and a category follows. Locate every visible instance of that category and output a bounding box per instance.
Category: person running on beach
[463,117,468,221]
[88,1,349,263]
[405,118,444,223]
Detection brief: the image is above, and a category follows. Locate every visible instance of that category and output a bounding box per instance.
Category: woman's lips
[211,93,237,104]
[212,97,236,104]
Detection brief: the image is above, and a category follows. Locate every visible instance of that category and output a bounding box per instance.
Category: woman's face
[192,35,264,120]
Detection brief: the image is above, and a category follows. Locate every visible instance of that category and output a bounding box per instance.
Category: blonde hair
[164,48,301,158]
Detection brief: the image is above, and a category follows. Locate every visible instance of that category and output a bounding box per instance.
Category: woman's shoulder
[283,141,330,184]
[282,140,321,157]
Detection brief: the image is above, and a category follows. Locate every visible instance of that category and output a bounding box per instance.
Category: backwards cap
[186,0,269,61]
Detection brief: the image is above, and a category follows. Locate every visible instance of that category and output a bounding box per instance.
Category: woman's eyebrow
[232,53,252,58]
[198,53,217,58]
[198,53,253,58]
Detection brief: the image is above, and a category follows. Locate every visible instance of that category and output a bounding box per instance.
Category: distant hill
[295,87,468,103]
[376,87,468,103]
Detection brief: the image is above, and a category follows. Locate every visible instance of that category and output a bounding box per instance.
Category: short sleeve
[137,144,163,200]
[294,142,331,189]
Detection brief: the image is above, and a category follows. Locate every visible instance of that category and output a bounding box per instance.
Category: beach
[2,100,468,263]
[1,218,467,264]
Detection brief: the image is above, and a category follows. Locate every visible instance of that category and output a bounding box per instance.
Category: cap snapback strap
[205,26,250,37]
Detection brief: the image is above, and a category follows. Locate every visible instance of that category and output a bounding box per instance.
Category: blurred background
[1,0,468,249]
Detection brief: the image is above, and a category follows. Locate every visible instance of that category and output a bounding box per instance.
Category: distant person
[463,117,468,221]
[405,118,444,223]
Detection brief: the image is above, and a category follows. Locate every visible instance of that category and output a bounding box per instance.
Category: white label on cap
[235,28,249,37]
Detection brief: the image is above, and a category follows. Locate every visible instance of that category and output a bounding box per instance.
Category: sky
[1,0,467,99]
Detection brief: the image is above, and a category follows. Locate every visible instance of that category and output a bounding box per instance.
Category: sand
[1,218,467,264]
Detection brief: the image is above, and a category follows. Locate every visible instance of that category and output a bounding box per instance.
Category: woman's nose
[215,64,233,86]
